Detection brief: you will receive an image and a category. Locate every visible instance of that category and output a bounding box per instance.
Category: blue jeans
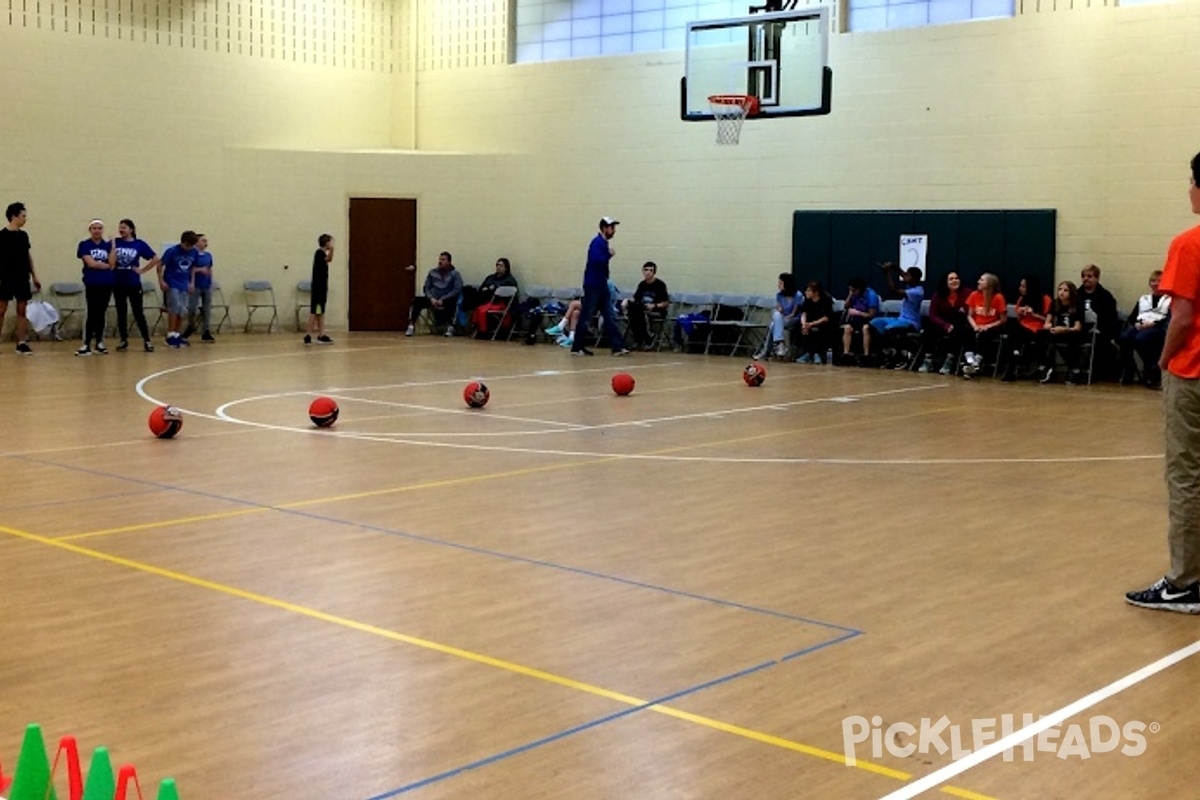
[573,283,624,352]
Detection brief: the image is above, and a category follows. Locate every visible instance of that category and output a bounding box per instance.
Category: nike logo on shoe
[1161,588,1191,600]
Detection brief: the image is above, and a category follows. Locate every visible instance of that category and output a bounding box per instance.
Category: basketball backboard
[681,7,832,122]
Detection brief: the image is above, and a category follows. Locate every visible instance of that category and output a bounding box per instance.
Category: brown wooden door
[348,197,417,331]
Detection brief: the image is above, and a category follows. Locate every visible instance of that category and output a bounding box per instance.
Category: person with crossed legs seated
[1119,269,1171,389]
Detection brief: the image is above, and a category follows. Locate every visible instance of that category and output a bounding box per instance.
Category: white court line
[876,637,1200,800]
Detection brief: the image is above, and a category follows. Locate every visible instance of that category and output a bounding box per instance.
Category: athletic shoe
[143,340,155,352]
[405,325,414,337]
[75,346,92,357]
[939,356,955,376]
[117,340,129,351]
[774,343,788,358]
[795,354,812,364]
[557,336,573,348]
[167,337,182,349]
[95,342,108,355]
[303,334,312,345]
[545,323,564,336]
[201,332,215,343]
[178,338,190,347]
[317,335,334,345]
[15,342,32,356]
[444,328,454,337]
[612,348,631,356]
[752,350,766,361]
[918,356,933,373]
[571,348,595,356]
[812,355,823,365]
[1125,577,1200,614]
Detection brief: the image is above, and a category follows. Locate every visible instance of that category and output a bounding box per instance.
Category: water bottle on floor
[826,347,833,365]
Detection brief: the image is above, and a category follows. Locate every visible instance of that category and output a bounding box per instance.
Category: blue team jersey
[160,244,197,291]
[901,285,924,325]
[77,239,114,287]
[113,238,156,288]
[193,251,213,289]
[582,234,612,288]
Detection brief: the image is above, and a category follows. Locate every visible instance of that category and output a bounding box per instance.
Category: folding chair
[736,295,777,357]
[50,282,86,339]
[243,280,279,332]
[210,282,233,334]
[669,293,716,353]
[483,285,520,340]
[704,294,750,355]
[295,280,312,331]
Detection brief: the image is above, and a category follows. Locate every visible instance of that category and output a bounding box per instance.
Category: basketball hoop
[708,94,760,145]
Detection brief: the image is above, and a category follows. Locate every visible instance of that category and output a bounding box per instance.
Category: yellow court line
[0,521,995,798]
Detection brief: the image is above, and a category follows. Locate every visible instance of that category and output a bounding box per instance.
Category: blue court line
[0,486,162,513]
[12,452,863,634]
[367,630,862,799]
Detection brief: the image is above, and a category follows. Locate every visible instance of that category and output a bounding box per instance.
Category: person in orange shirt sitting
[962,273,1006,378]
[1001,276,1051,382]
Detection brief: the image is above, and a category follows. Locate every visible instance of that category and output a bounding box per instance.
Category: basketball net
[708,94,759,145]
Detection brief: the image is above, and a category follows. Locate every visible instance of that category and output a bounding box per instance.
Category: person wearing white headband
[75,218,114,356]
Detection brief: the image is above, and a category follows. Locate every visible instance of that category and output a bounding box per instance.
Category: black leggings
[84,285,113,347]
[113,283,150,342]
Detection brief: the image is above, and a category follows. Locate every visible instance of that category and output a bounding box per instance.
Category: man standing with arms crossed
[571,216,630,357]
[1126,152,1200,614]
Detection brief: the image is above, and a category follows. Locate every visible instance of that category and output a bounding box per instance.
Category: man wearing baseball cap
[571,216,630,356]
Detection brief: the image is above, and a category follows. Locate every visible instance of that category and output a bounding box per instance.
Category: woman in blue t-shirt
[112,218,160,352]
[755,273,802,360]
[75,219,115,356]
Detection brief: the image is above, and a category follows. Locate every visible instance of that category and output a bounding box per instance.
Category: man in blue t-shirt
[158,230,199,347]
[183,233,215,342]
[840,276,881,363]
[570,216,630,356]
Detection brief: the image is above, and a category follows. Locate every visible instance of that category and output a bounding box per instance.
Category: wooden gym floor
[1,333,1197,800]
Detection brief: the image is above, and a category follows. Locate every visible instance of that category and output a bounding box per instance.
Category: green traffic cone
[81,747,115,800]
[155,778,179,800]
[8,724,57,800]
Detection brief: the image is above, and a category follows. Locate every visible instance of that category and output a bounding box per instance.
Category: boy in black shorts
[0,202,41,355]
[304,233,334,345]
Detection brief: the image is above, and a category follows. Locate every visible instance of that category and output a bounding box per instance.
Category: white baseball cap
[599,216,620,227]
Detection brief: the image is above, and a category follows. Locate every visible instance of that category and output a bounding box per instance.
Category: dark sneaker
[143,340,155,352]
[75,346,92,357]
[316,335,334,345]
[303,335,312,345]
[15,342,32,355]
[1125,578,1200,614]
[95,342,108,355]
[117,340,129,351]
[201,332,215,343]
[571,348,595,356]
[167,337,182,349]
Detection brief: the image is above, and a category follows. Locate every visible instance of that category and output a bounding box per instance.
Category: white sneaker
[444,327,454,337]
[405,324,414,337]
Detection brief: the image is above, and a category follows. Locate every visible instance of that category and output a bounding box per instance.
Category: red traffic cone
[8,724,57,800]
[49,736,83,800]
[113,765,143,800]
[154,778,179,800]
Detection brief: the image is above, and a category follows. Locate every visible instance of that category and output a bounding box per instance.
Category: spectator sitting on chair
[924,271,970,374]
[962,272,1006,378]
[622,261,669,350]
[1038,281,1086,384]
[1000,276,1051,382]
[870,262,923,369]
[794,281,834,364]
[406,251,463,337]
[1077,263,1120,380]
[468,257,519,337]
[755,273,802,360]
[1119,269,1171,388]
[839,277,881,364]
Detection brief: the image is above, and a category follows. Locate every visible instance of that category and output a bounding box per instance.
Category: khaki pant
[1163,372,1200,586]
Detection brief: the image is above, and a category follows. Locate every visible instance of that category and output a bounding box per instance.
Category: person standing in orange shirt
[1126,152,1200,614]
